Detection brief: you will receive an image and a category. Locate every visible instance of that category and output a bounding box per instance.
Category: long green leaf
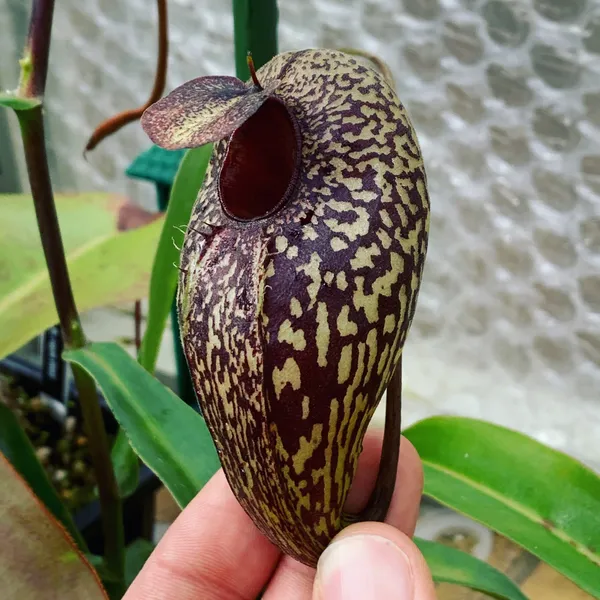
[404,417,600,597]
[0,453,107,599]
[65,342,220,508]
[415,538,528,600]
[138,144,212,374]
[111,429,139,499]
[0,403,86,550]
[0,193,163,360]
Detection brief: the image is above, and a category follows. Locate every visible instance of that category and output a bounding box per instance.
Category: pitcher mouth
[218,96,302,223]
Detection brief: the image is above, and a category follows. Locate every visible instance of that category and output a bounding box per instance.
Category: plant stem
[15,0,125,588]
[18,0,53,98]
[17,112,85,343]
[233,0,279,79]
[134,300,142,353]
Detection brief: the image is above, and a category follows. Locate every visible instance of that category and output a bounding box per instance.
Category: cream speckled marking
[286,246,299,259]
[336,272,348,291]
[350,243,381,269]
[276,236,288,252]
[315,302,330,367]
[364,328,378,384]
[337,306,358,336]
[278,319,307,351]
[338,344,353,385]
[330,237,349,251]
[290,297,303,318]
[296,253,322,309]
[302,395,310,419]
[273,357,302,398]
[293,424,323,475]
[353,252,404,323]
[383,313,396,334]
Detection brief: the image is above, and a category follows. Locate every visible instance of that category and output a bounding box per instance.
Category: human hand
[124,431,436,599]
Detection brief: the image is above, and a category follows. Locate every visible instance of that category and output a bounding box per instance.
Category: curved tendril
[84,0,168,153]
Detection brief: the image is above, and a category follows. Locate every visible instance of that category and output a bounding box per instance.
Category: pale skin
[124,432,437,599]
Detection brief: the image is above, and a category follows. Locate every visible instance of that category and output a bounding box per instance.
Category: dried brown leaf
[0,453,107,599]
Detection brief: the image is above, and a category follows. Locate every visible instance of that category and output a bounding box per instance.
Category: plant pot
[0,352,162,553]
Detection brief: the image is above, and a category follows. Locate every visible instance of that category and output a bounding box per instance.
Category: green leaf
[0,193,163,360]
[416,538,528,600]
[404,417,600,598]
[0,91,41,111]
[65,342,220,508]
[0,452,107,599]
[111,429,139,499]
[232,0,278,80]
[139,144,212,374]
[0,403,86,550]
[125,539,154,587]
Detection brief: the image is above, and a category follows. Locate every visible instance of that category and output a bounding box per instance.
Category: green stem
[233,0,279,79]
[14,0,125,590]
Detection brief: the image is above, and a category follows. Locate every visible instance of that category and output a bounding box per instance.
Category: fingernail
[315,534,414,600]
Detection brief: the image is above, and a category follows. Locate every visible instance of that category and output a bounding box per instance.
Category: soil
[0,374,97,511]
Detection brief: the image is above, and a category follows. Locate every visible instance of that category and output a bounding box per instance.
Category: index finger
[124,469,281,600]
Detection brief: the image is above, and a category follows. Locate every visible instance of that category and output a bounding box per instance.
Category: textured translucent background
[1,0,599,468]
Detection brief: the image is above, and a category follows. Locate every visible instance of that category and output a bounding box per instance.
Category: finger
[263,432,423,599]
[346,431,424,536]
[124,470,281,600]
[313,522,437,600]
[263,559,316,600]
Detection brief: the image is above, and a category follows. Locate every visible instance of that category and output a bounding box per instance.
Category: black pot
[0,352,162,553]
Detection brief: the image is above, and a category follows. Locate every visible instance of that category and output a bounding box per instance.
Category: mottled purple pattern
[141,75,279,150]
[177,49,429,566]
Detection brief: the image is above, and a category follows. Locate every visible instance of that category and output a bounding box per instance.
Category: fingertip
[386,436,424,535]
[126,469,281,600]
[314,522,436,600]
[399,436,424,492]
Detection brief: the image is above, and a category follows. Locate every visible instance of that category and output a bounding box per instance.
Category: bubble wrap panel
[1,0,599,469]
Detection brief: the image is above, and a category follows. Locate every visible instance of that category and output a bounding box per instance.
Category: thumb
[312,522,436,600]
